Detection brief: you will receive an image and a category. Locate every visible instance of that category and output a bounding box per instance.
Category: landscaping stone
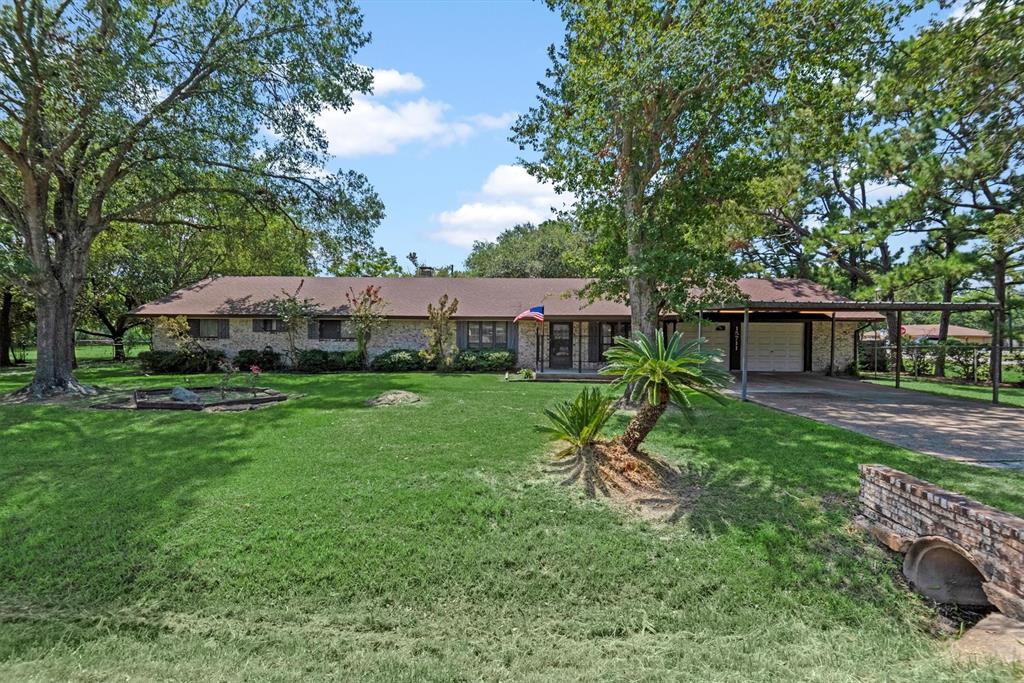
[365,390,421,407]
[170,387,202,404]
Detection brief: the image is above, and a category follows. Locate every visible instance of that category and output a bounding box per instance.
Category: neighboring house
[862,324,992,345]
[131,276,882,373]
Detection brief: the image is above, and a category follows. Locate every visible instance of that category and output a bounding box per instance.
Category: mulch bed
[548,440,704,523]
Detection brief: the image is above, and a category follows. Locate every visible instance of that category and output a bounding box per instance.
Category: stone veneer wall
[857,464,1024,620]
[153,318,431,360]
[810,320,859,373]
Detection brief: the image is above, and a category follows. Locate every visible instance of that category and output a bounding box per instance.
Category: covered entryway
[746,323,804,372]
[734,373,1024,468]
[548,322,573,369]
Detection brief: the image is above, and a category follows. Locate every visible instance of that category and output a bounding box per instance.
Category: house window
[319,320,344,340]
[599,321,630,358]
[466,321,507,349]
[254,318,285,333]
[189,318,227,339]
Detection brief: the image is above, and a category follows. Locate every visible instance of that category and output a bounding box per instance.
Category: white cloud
[370,68,424,96]
[316,68,514,157]
[431,165,573,248]
[466,112,517,130]
[319,97,474,156]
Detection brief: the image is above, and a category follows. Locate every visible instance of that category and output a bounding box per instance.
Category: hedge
[138,349,226,374]
[294,349,363,372]
[235,348,283,371]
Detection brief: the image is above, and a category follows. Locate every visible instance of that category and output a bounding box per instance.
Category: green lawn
[2,364,1023,681]
[864,375,1024,408]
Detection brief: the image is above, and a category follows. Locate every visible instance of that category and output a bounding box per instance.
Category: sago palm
[537,386,617,458]
[601,330,731,452]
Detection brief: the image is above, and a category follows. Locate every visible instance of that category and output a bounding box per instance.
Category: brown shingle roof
[131,276,882,320]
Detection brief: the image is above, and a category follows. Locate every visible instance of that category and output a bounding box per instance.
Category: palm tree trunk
[621,390,668,452]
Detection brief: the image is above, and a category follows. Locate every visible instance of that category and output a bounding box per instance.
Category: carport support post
[895,310,902,390]
[741,306,749,401]
[828,314,836,377]
[992,308,1003,405]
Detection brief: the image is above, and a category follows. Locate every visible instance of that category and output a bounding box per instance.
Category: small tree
[345,285,387,369]
[424,294,459,369]
[270,285,321,367]
[601,331,731,452]
[155,316,202,356]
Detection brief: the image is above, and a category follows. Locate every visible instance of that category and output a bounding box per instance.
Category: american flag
[513,305,544,323]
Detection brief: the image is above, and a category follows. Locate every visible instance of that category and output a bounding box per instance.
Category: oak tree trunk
[0,288,13,367]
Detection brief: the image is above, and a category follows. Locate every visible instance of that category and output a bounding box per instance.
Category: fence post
[972,349,978,384]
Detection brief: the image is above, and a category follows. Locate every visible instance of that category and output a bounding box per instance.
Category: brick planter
[856,464,1024,620]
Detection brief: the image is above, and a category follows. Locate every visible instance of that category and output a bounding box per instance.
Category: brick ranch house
[131,276,882,374]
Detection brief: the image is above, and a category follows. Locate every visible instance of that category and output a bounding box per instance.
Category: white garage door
[747,323,804,372]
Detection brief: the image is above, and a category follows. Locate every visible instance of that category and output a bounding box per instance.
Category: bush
[235,348,282,371]
[138,348,226,374]
[452,349,517,372]
[295,349,330,372]
[327,350,362,371]
[370,348,424,372]
[537,387,616,455]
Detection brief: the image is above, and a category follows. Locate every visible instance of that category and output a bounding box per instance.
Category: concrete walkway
[731,373,1024,469]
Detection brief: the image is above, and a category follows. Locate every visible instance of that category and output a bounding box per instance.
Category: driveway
[732,373,1024,469]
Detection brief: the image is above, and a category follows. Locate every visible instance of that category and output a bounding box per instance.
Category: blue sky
[322,0,567,271]
[327,0,960,272]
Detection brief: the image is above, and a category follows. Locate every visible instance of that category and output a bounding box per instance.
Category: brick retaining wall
[857,464,1024,620]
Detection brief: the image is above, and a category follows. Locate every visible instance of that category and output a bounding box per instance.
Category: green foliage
[513,0,902,330]
[537,387,616,455]
[423,294,459,368]
[518,368,536,381]
[235,349,283,372]
[464,221,584,277]
[270,284,322,366]
[138,349,226,374]
[345,285,387,369]
[0,0,385,391]
[370,349,425,372]
[602,331,731,410]
[293,349,362,373]
[452,349,517,372]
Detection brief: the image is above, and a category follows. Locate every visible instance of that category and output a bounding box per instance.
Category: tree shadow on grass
[0,403,254,614]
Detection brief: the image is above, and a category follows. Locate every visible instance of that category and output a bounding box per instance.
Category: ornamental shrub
[235,348,282,371]
[452,349,517,372]
[295,349,330,372]
[370,349,424,372]
[138,348,226,373]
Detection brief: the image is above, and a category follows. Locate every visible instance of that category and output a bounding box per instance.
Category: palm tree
[601,330,731,452]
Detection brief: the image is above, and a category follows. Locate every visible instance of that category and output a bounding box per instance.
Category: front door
[549,322,573,369]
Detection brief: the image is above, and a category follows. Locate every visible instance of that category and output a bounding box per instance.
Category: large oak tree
[0,0,383,396]
[513,0,902,339]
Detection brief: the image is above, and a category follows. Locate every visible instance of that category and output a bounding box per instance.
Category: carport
[735,300,1006,403]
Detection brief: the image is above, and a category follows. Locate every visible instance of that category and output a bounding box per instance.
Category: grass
[863,374,1024,408]
[1,361,1023,681]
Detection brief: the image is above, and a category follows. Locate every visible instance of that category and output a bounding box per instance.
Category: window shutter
[456,321,468,350]
[188,319,200,338]
[506,321,517,351]
[218,319,230,339]
[588,322,601,362]
[252,319,261,333]
[308,318,318,340]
